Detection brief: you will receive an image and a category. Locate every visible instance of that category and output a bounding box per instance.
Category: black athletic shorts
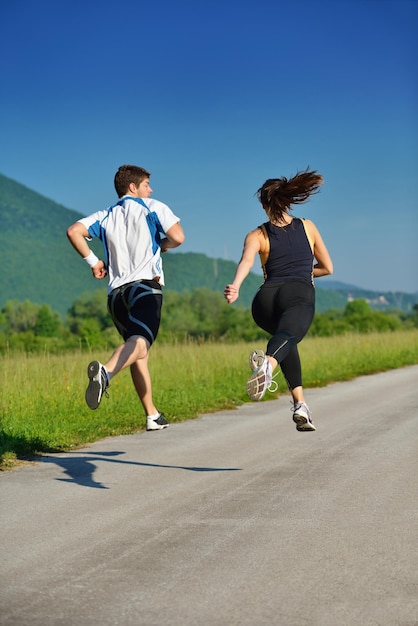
[107,279,163,345]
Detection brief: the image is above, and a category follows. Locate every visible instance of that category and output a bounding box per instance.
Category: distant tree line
[0,289,417,354]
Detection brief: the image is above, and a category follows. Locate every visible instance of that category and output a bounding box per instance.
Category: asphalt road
[1,366,418,626]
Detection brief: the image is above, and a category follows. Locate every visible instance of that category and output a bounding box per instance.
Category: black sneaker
[85,360,109,410]
[146,413,169,431]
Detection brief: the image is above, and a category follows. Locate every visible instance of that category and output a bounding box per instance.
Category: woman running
[224,168,333,431]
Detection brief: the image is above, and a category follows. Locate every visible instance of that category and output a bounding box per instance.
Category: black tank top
[261,218,314,284]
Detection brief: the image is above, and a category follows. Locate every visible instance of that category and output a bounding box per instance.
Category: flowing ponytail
[256,168,323,222]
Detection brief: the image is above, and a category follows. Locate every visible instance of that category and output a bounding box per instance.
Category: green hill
[0,173,414,318]
[0,173,105,318]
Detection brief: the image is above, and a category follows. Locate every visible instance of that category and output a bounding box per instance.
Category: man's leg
[129,346,168,430]
[104,335,148,378]
[106,336,165,428]
[129,350,158,417]
[85,335,148,410]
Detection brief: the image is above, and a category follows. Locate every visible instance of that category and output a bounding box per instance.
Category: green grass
[1,330,418,468]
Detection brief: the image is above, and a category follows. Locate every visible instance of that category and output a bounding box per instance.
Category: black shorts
[107,280,163,344]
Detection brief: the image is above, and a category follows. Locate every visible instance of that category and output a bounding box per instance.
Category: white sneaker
[246,357,273,401]
[293,402,316,431]
[249,349,265,371]
[147,413,169,431]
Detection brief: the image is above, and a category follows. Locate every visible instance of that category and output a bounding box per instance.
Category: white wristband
[83,251,99,267]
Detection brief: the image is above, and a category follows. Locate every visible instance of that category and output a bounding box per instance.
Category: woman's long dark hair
[256,168,323,222]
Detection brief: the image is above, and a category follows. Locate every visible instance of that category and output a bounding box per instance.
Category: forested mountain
[1,173,416,317]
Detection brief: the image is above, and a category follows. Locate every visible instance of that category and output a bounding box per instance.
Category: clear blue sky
[1,0,417,293]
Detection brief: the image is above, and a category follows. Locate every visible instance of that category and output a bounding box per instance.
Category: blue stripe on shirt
[131,198,164,255]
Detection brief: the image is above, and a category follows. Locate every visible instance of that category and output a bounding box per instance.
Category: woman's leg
[250,282,314,408]
[251,282,316,429]
[279,347,305,402]
[252,281,315,368]
[267,283,314,357]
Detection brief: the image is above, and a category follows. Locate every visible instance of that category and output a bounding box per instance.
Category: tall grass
[1,330,418,468]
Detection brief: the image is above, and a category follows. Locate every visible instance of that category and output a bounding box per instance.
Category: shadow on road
[39,451,241,489]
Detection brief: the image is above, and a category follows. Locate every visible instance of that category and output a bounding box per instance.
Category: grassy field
[1,330,418,468]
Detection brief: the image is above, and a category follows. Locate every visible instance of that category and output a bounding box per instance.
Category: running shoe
[147,413,169,431]
[292,402,316,431]
[85,360,109,410]
[249,349,266,371]
[246,356,273,401]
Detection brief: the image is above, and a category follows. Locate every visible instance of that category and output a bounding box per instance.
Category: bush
[0,293,415,355]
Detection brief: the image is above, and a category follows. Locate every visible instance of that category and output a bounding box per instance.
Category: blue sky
[1,0,417,293]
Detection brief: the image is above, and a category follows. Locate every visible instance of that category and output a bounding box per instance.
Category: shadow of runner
[39,451,241,489]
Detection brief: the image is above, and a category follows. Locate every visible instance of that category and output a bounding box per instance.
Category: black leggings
[251,280,315,390]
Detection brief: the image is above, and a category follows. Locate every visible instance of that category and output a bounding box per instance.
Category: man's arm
[160,222,185,252]
[66,221,107,280]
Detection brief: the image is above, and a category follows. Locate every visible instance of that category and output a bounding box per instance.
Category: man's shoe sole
[146,421,169,431]
[85,360,102,410]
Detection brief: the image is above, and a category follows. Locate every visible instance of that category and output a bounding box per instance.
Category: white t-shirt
[78,196,180,292]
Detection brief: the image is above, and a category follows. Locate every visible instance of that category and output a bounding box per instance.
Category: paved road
[1,366,418,626]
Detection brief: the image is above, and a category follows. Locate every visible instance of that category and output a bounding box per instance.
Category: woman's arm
[304,220,333,277]
[224,229,261,304]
